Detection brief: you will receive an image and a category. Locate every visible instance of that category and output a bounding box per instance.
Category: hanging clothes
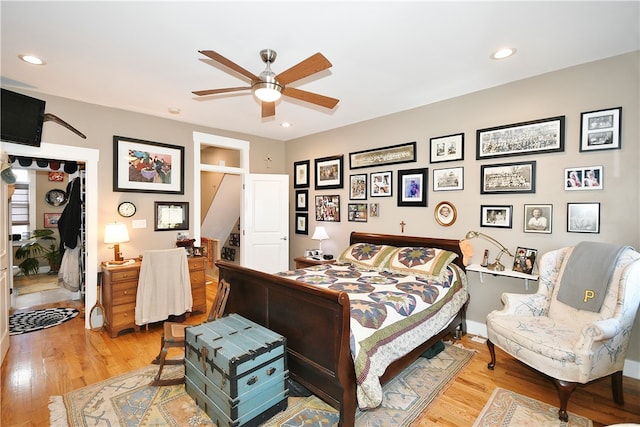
[57,177,82,253]
[58,237,81,292]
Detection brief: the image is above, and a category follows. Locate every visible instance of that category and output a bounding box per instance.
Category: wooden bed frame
[215,232,468,426]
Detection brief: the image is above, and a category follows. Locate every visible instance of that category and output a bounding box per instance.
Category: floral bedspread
[275,262,469,409]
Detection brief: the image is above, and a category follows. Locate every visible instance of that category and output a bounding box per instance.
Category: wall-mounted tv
[1,88,46,147]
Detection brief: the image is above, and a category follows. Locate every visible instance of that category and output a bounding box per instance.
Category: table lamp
[104,222,130,263]
[464,230,514,271]
[311,226,329,255]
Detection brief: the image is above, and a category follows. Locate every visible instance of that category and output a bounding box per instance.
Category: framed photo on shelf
[370,171,393,197]
[580,107,621,152]
[523,204,552,234]
[113,135,185,194]
[480,205,513,228]
[434,201,457,227]
[433,167,463,191]
[295,189,308,210]
[512,247,537,275]
[314,155,344,190]
[481,161,536,194]
[295,212,308,235]
[349,174,367,200]
[430,133,464,163]
[294,160,310,188]
[567,202,600,233]
[565,166,603,190]
[476,116,564,160]
[154,201,189,231]
[315,195,341,222]
[348,203,368,222]
[397,168,427,207]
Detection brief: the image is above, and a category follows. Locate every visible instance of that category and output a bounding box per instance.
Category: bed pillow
[385,246,458,281]
[337,243,397,270]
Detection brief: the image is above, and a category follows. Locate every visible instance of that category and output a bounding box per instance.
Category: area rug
[9,307,78,335]
[14,280,60,295]
[50,344,474,427]
[473,387,593,427]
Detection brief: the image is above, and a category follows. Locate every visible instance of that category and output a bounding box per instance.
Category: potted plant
[14,229,62,276]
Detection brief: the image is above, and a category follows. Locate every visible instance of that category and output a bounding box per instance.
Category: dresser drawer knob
[266,367,276,376]
[246,376,258,386]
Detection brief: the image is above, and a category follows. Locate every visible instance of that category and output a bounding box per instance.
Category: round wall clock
[118,201,136,217]
[45,189,68,207]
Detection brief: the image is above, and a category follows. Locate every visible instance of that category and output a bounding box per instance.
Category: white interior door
[241,174,289,273]
[1,145,11,364]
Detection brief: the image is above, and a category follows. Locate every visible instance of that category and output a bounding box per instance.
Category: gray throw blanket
[557,242,629,312]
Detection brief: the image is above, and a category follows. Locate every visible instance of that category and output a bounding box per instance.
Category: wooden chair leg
[552,378,577,422]
[487,339,496,370]
[611,370,624,405]
[150,346,185,386]
[151,336,166,365]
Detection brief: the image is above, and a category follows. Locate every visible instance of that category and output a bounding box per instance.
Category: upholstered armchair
[486,243,640,421]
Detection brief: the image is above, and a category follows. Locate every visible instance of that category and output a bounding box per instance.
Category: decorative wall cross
[400,221,406,233]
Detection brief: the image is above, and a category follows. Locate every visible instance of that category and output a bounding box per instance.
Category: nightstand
[294,256,336,269]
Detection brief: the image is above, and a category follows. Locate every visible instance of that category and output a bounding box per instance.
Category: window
[11,169,30,237]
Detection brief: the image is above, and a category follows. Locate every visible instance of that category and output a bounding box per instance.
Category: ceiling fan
[193,49,339,118]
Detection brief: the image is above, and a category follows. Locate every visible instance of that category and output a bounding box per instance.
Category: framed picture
[512,247,537,275]
[154,201,189,231]
[481,161,536,194]
[370,171,392,197]
[295,212,308,235]
[193,246,204,257]
[349,174,367,200]
[113,135,184,194]
[430,133,464,163]
[314,155,343,190]
[349,141,416,169]
[397,168,427,207]
[580,107,621,152]
[433,166,463,191]
[295,189,308,210]
[294,160,310,188]
[567,202,600,233]
[565,166,603,190]
[315,195,340,222]
[370,203,379,217]
[43,213,61,228]
[434,201,457,227]
[523,204,552,234]
[348,203,368,222]
[476,116,565,160]
[480,205,513,228]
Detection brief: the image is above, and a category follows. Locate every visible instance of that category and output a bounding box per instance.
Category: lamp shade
[104,222,130,244]
[311,226,329,241]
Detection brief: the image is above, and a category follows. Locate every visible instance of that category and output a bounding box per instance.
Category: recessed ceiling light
[19,54,45,65]
[168,107,181,114]
[280,122,292,128]
[491,48,516,60]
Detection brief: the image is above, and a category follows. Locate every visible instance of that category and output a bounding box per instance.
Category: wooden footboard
[216,232,468,426]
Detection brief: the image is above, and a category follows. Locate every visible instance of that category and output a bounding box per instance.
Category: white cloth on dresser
[135,248,192,326]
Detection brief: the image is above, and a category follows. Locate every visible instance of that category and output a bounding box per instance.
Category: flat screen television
[1,88,46,147]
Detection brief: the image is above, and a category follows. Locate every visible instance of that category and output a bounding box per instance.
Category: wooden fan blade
[199,50,260,81]
[282,87,339,109]
[192,86,251,96]
[262,102,276,118]
[276,52,332,85]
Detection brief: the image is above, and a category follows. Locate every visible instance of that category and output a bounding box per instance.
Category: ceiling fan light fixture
[253,81,283,102]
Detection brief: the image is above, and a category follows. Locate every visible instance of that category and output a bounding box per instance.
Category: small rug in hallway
[14,279,59,295]
[473,387,593,427]
[50,344,474,427]
[9,307,78,335]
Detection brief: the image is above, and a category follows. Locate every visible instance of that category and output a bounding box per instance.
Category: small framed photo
[370,171,393,197]
[349,174,367,200]
[193,246,204,257]
[295,212,308,235]
[433,167,463,191]
[295,189,308,210]
[480,205,513,228]
[580,107,621,152]
[512,247,537,275]
[370,203,379,217]
[315,195,340,222]
[44,213,61,228]
[565,166,603,190]
[294,160,310,188]
[348,203,368,222]
[524,204,552,234]
[567,202,600,233]
[430,133,464,163]
[314,155,344,190]
[481,161,536,194]
[397,168,427,207]
[434,201,457,227]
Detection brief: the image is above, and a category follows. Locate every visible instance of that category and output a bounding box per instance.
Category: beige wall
[286,52,640,364]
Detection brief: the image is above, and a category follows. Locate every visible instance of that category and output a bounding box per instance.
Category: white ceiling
[2,1,638,142]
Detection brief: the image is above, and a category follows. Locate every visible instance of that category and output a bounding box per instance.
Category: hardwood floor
[2,284,639,426]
